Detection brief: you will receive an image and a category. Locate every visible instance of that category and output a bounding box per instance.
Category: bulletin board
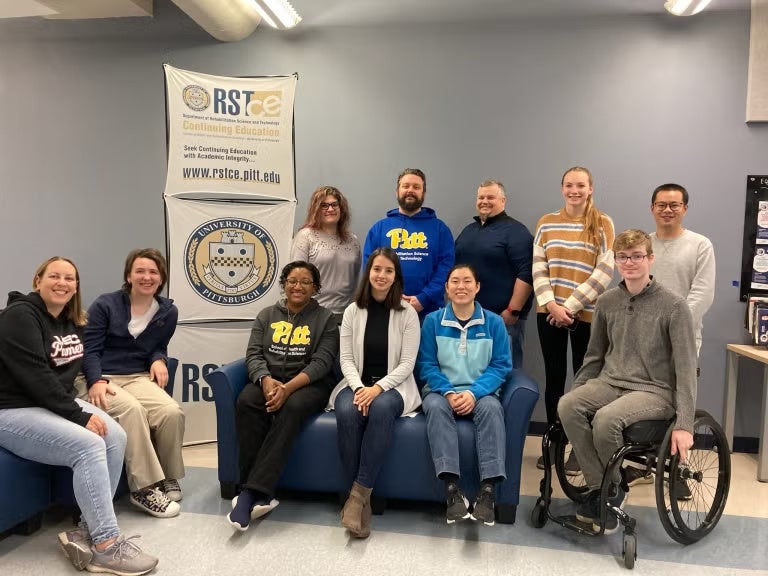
[740,175,768,301]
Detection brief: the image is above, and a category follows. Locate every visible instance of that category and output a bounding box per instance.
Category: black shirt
[361,299,390,386]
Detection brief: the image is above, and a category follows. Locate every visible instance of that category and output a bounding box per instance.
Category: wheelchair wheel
[555,438,590,504]
[655,410,730,544]
[623,533,637,569]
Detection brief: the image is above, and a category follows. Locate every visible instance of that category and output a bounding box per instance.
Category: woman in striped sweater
[533,167,615,470]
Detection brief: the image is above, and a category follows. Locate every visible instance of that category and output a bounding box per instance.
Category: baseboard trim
[526,421,759,454]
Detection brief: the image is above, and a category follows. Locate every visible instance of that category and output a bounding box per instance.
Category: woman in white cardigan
[329,247,421,539]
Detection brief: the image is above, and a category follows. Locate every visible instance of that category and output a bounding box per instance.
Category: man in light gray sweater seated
[558,229,697,534]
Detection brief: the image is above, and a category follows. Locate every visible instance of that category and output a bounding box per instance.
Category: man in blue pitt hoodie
[363,168,454,318]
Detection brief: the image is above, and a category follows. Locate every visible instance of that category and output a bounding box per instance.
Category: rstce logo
[213,89,282,117]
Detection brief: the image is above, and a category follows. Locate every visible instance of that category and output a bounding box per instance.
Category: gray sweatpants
[558,379,674,490]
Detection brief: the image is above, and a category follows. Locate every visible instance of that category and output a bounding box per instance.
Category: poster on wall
[166,195,295,322]
[740,175,768,300]
[163,64,297,201]
[168,323,252,444]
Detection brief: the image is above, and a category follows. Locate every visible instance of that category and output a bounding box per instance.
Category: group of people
[232,167,715,536]
[0,166,716,573]
[0,250,183,575]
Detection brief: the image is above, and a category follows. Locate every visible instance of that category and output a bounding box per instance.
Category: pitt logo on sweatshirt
[270,321,311,345]
[386,229,428,250]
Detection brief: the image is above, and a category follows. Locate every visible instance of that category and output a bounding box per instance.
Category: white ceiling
[0,0,751,29]
[290,0,750,27]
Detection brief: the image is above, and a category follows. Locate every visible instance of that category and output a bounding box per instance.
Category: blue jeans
[422,392,506,482]
[506,320,526,370]
[334,386,404,489]
[0,398,127,544]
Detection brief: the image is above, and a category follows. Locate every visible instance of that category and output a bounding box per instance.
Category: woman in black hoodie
[227,261,339,531]
[0,257,158,576]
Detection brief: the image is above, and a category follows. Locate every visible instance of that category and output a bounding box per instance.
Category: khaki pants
[76,373,185,492]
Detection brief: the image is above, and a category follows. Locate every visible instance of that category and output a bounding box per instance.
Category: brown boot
[341,481,372,538]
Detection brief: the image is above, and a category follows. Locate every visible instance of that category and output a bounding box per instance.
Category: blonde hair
[562,166,602,253]
[32,257,87,326]
[613,229,653,255]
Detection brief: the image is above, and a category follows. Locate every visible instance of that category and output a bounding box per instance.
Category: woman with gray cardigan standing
[329,248,421,539]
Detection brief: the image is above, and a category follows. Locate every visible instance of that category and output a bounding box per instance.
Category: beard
[397,193,424,212]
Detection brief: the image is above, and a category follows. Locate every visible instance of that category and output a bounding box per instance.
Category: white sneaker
[130,487,181,518]
[230,495,279,519]
[251,499,279,519]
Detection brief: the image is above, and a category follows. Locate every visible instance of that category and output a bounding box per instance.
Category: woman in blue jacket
[417,263,512,527]
[78,248,183,519]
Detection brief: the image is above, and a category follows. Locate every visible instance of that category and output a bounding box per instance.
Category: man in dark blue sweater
[454,179,533,369]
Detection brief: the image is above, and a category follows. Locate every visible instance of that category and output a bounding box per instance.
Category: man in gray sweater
[625,183,715,489]
[558,229,697,534]
[649,183,715,356]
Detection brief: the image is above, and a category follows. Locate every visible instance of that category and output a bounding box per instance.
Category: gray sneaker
[58,528,93,570]
[160,479,183,502]
[87,535,158,576]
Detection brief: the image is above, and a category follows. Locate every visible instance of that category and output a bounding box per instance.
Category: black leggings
[536,313,592,425]
[236,381,330,498]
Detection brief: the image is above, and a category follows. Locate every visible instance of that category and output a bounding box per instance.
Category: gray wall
[1,1,765,433]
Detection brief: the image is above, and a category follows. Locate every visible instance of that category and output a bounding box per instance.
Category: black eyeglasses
[615,254,648,264]
[320,202,340,211]
[653,202,685,212]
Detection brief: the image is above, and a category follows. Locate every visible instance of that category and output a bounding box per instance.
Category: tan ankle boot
[341,481,372,538]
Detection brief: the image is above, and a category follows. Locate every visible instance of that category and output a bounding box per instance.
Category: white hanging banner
[168,323,252,444]
[166,196,295,322]
[163,64,297,200]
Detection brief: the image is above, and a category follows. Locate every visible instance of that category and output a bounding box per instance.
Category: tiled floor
[1,436,767,576]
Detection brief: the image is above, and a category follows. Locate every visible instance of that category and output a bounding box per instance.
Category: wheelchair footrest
[550,514,601,536]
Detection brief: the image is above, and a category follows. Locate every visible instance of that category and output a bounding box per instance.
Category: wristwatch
[506,308,521,317]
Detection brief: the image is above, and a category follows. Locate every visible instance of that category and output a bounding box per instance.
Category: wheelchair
[531,409,731,569]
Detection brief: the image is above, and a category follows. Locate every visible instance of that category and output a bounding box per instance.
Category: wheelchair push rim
[655,410,731,544]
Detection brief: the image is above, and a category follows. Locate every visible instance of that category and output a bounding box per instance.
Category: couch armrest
[207,358,249,486]
[498,369,540,506]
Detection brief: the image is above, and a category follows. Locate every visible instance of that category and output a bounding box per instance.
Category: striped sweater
[533,208,615,323]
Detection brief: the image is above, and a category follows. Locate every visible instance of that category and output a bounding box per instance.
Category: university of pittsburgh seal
[184,218,278,305]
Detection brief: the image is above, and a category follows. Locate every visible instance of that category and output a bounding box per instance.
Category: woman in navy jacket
[78,248,184,519]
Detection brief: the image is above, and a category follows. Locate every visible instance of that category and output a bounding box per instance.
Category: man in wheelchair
[557,229,697,534]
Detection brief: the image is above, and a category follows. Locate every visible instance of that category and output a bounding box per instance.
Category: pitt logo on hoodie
[271,321,311,345]
[386,229,428,250]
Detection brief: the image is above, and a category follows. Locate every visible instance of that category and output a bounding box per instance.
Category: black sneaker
[470,483,496,526]
[575,490,600,523]
[593,484,627,535]
[130,486,181,518]
[446,483,470,524]
[674,480,693,501]
[564,452,581,477]
[536,455,555,470]
[624,466,653,487]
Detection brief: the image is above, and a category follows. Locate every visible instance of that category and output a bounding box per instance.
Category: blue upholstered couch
[208,358,539,524]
